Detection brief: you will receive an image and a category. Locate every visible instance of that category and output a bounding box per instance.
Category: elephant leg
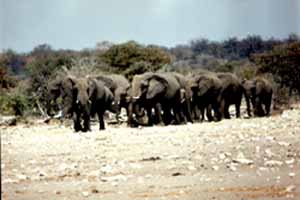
[73,112,82,132]
[265,98,272,116]
[184,100,193,123]
[223,102,230,119]
[154,103,164,125]
[235,96,242,118]
[245,96,252,117]
[126,102,134,127]
[172,106,182,125]
[146,107,153,126]
[193,105,200,121]
[206,105,213,122]
[254,97,264,117]
[82,114,91,132]
[97,111,105,130]
[212,102,222,121]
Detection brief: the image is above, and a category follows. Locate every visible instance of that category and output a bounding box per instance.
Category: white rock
[289,172,296,177]
[3,178,18,183]
[101,174,127,182]
[285,185,296,192]
[87,170,100,178]
[278,141,290,147]
[188,166,197,171]
[16,174,27,181]
[129,163,143,169]
[265,149,273,158]
[264,160,283,167]
[82,191,89,197]
[212,166,219,171]
[101,164,113,173]
[285,159,295,165]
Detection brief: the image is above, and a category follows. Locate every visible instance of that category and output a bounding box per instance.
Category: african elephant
[217,73,243,119]
[47,75,77,119]
[128,72,183,126]
[242,77,273,117]
[188,72,222,122]
[92,74,130,121]
[47,76,115,131]
[172,73,193,123]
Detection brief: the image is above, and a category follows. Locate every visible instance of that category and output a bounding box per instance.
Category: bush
[0,87,31,116]
[123,61,153,81]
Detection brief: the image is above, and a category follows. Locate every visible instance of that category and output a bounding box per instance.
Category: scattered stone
[141,156,161,162]
[212,166,219,171]
[55,191,61,195]
[16,174,27,181]
[285,185,296,193]
[265,148,273,158]
[288,172,296,178]
[172,172,183,176]
[101,164,113,173]
[101,174,127,182]
[188,166,197,171]
[232,158,253,165]
[82,191,89,197]
[278,141,290,147]
[264,160,283,167]
[285,159,295,165]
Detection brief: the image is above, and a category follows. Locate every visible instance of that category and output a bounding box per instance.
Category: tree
[101,41,171,71]
[253,41,300,95]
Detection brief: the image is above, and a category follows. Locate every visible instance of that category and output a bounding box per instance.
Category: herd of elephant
[46,71,273,132]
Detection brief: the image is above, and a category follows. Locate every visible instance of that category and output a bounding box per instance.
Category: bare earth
[1,106,300,200]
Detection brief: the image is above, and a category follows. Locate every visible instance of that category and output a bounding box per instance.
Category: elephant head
[242,77,273,117]
[242,79,256,99]
[47,75,77,118]
[73,78,92,115]
[145,75,168,100]
[242,79,256,117]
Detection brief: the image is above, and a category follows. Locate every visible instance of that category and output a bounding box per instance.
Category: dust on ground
[1,105,300,200]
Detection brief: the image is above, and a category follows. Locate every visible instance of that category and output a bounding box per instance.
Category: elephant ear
[48,79,61,97]
[87,78,98,99]
[63,76,76,89]
[197,76,212,96]
[146,75,168,100]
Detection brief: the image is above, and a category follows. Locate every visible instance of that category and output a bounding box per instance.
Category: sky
[1,0,300,52]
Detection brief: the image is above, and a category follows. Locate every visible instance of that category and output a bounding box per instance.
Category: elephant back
[217,72,243,97]
[152,73,181,100]
[93,75,117,93]
[255,77,273,94]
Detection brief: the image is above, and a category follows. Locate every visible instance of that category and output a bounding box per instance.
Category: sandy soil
[1,106,300,200]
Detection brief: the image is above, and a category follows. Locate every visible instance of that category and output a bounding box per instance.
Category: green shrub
[0,88,31,116]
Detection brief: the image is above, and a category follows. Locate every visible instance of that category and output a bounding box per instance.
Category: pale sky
[1,0,300,52]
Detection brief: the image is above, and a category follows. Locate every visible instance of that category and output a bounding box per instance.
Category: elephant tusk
[131,96,140,99]
[53,110,63,119]
[76,99,79,104]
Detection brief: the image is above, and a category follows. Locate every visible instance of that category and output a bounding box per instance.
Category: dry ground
[1,105,300,200]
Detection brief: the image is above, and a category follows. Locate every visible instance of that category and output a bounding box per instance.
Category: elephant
[217,73,243,119]
[47,75,77,119]
[188,72,223,122]
[128,72,183,126]
[172,73,193,123]
[47,76,115,131]
[242,77,273,117]
[91,74,130,122]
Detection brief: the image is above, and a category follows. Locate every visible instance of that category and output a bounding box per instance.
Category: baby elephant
[242,77,273,117]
